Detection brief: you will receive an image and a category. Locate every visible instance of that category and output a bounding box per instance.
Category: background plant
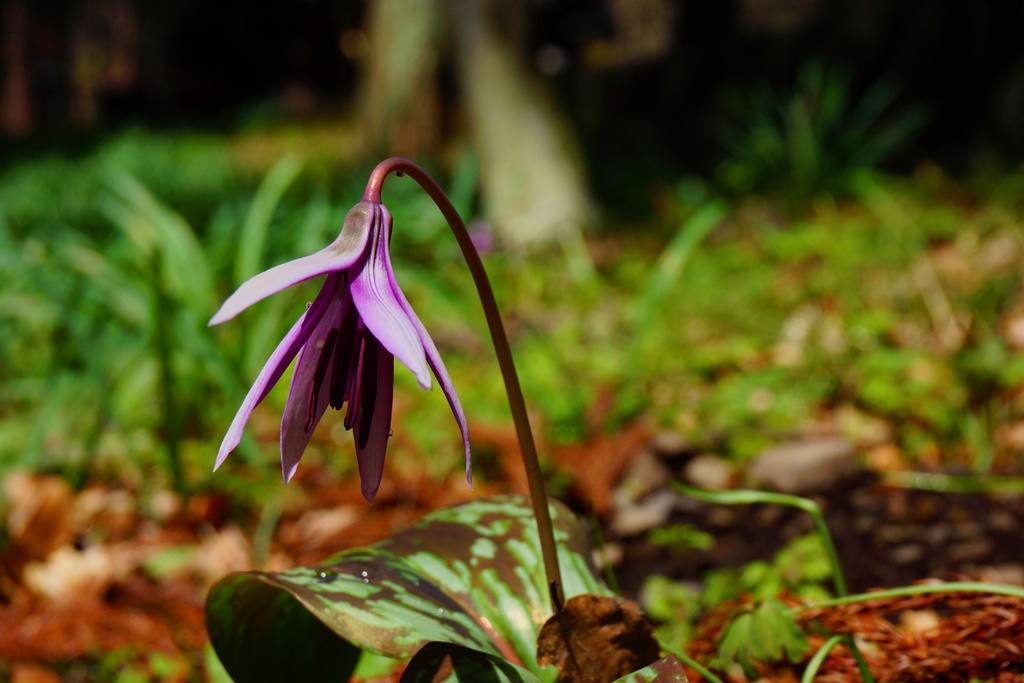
[714,63,928,210]
[4,130,1024,489]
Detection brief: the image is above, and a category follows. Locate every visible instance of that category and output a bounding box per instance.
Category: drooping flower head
[210,201,471,502]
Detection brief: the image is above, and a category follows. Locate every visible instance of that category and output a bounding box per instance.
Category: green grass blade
[103,169,213,310]
[635,201,726,328]
[801,635,843,683]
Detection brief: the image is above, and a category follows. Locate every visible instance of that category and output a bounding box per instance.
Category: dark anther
[305,328,338,432]
[357,340,378,449]
[330,303,358,409]
[344,330,366,432]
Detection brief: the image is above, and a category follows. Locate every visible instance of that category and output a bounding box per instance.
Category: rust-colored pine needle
[687,586,1024,683]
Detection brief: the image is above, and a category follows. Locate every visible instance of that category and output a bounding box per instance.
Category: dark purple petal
[209,202,374,325]
[349,205,431,389]
[213,276,338,471]
[354,345,395,503]
[343,324,369,432]
[278,280,351,482]
[329,295,360,409]
[305,328,338,431]
[355,337,379,450]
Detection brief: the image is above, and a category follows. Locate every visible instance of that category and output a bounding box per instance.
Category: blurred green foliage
[712,599,810,680]
[0,130,239,240]
[2,119,1023,683]
[715,63,928,210]
[648,523,716,555]
[641,533,833,656]
[701,534,834,607]
[2,124,1024,496]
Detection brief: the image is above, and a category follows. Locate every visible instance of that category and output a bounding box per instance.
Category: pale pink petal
[279,284,350,482]
[425,340,472,487]
[209,202,374,325]
[349,205,430,389]
[213,278,337,470]
[355,347,395,503]
[383,239,473,487]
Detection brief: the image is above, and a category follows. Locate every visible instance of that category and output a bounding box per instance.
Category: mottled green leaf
[612,655,689,683]
[400,642,543,683]
[204,574,361,683]
[207,495,612,682]
[374,494,613,671]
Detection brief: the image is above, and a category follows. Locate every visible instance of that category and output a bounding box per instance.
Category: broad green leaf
[202,643,235,683]
[353,652,404,680]
[400,642,543,683]
[204,574,361,683]
[401,646,689,683]
[372,494,613,673]
[234,548,505,658]
[207,495,613,682]
[612,655,689,682]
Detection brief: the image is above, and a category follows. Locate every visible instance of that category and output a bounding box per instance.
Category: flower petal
[355,345,395,503]
[424,335,473,487]
[384,244,473,487]
[349,204,430,389]
[213,276,337,470]
[279,280,351,482]
[209,202,374,325]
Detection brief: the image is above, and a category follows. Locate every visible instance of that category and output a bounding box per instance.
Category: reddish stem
[364,157,565,614]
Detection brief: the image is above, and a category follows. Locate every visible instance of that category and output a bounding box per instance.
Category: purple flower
[210,201,471,502]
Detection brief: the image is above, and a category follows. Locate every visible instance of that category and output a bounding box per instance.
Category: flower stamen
[344,325,367,432]
[357,340,378,449]
[211,184,470,505]
[305,328,338,433]
[330,300,358,409]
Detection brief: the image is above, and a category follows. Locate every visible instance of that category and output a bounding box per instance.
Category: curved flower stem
[364,157,564,613]
[673,484,848,597]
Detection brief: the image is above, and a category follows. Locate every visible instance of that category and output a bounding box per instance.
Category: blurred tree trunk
[2,0,33,137]
[358,0,443,157]
[137,2,174,118]
[449,0,594,248]
[68,0,139,129]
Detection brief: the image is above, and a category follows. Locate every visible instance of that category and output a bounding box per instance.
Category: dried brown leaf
[537,593,661,682]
